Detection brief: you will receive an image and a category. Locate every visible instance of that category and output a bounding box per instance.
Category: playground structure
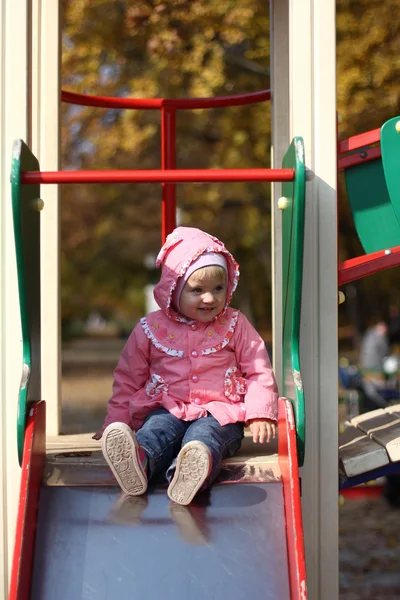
[1,2,338,600]
[337,117,400,488]
[338,118,400,284]
[10,94,307,597]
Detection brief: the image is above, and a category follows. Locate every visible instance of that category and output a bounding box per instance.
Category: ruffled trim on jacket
[202,310,239,355]
[140,309,239,356]
[140,317,184,357]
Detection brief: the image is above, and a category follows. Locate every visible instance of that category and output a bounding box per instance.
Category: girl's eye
[192,288,202,293]
[215,285,224,292]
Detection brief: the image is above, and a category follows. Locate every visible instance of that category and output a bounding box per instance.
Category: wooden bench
[339,404,400,488]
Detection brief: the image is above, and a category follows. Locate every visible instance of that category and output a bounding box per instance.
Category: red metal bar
[338,127,380,154]
[340,485,383,499]
[278,398,308,600]
[62,90,272,241]
[161,107,177,242]
[338,146,381,171]
[21,168,295,185]
[338,245,400,285]
[9,401,46,600]
[61,89,271,111]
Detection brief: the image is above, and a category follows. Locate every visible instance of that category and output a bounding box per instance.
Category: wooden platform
[44,430,281,487]
[339,403,400,487]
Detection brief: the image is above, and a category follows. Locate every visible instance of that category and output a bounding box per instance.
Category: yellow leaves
[373,61,394,87]
[120,120,157,154]
[337,0,400,137]
[64,0,87,24]
[204,27,216,41]
[221,29,246,46]
[207,189,221,205]
[60,0,272,322]
[225,7,254,25]
[233,131,248,146]
[222,7,256,45]
[246,36,269,62]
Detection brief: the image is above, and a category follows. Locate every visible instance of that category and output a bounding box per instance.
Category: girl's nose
[202,292,214,304]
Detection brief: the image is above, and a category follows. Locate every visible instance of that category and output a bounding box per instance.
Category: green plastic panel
[344,154,400,254]
[381,116,400,228]
[281,137,306,466]
[10,140,42,464]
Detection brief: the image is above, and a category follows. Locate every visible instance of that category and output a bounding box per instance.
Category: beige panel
[0,3,60,594]
[293,1,338,598]
[311,3,338,598]
[31,0,61,435]
[272,0,338,598]
[270,0,289,385]
[0,0,30,593]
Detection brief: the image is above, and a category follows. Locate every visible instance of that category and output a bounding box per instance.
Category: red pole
[161,107,176,243]
[21,169,295,185]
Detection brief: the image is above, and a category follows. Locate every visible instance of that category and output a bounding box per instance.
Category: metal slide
[30,483,288,599]
[9,138,307,599]
[10,398,306,600]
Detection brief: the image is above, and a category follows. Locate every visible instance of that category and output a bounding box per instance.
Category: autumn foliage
[61,0,400,335]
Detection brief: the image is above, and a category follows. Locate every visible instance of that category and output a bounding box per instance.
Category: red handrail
[338,128,380,154]
[60,88,272,241]
[338,146,381,170]
[337,127,381,172]
[22,168,294,185]
[61,89,271,110]
[339,245,400,285]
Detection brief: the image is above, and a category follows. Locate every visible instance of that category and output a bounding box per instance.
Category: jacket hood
[153,227,239,322]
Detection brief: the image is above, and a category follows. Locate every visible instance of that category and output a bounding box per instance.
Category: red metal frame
[161,107,177,239]
[9,401,46,600]
[341,485,383,499]
[338,245,400,285]
[60,88,272,242]
[337,145,381,171]
[21,168,294,185]
[61,89,271,110]
[337,125,400,285]
[338,127,380,154]
[278,398,308,600]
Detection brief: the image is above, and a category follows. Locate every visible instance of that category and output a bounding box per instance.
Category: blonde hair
[188,265,226,282]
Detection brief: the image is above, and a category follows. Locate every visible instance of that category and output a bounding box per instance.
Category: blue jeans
[136,408,244,488]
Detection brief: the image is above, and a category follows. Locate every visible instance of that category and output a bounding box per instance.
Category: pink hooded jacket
[103,227,278,430]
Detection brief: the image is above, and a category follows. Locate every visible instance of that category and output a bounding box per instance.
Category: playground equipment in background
[338,116,400,490]
[9,86,307,600]
[338,116,400,286]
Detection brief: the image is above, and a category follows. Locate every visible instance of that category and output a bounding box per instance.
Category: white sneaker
[167,441,212,505]
[102,422,148,496]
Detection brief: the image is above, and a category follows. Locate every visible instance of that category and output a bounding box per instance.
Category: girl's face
[179,271,227,322]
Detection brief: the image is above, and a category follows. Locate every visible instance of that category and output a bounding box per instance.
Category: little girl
[94,227,278,505]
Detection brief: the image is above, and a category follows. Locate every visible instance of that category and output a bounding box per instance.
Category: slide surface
[30,482,289,600]
[10,399,306,600]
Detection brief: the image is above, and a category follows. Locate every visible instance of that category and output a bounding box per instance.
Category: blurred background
[60,1,400,597]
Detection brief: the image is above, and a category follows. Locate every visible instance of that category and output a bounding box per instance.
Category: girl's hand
[92,431,103,440]
[248,419,276,443]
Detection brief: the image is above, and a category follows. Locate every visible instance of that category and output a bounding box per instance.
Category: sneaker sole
[167,441,211,505]
[102,423,147,496]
